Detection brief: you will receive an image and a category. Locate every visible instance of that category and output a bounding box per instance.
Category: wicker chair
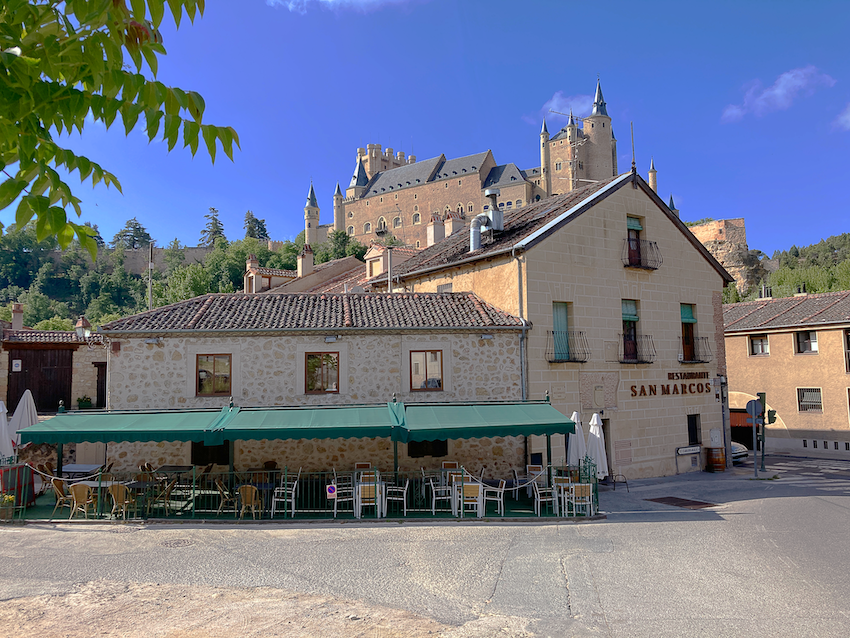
[69,484,95,519]
[51,478,73,518]
[238,485,261,520]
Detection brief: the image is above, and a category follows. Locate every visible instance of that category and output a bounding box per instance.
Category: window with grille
[436,283,452,293]
[687,414,701,446]
[797,387,822,412]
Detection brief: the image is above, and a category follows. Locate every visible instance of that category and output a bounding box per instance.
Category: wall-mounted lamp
[324,335,338,343]
[144,337,163,345]
[479,334,494,340]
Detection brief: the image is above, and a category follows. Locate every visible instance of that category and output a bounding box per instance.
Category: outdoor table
[155,465,194,475]
[61,464,103,479]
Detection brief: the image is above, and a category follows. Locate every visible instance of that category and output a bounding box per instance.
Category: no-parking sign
[326,484,336,499]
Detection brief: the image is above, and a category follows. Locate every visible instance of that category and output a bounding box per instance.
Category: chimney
[445,210,464,237]
[469,214,491,252]
[484,188,503,231]
[246,254,259,271]
[297,244,314,278]
[426,213,445,247]
[11,303,23,331]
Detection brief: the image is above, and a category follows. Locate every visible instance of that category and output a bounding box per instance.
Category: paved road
[1,455,849,636]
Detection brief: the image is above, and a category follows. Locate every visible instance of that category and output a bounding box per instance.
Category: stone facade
[104,330,525,472]
[382,180,731,479]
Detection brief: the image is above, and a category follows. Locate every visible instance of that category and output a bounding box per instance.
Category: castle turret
[304,182,319,246]
[668,195,679,218]
[333,182,343,232]
[346,156,369,199]
[648,157,657,193]
[540,118,551,196]
[582,79,616,180]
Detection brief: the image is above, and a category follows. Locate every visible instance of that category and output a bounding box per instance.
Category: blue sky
[7,0,849,257]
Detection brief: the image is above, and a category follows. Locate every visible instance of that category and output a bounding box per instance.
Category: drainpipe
[512,246,528,402]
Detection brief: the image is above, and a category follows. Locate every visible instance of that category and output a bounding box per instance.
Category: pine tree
[244,211,269,240]
[200,207,227,247]
[111,218,152,249]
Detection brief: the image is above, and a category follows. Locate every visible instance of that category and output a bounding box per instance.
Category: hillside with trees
[0,215,368,330]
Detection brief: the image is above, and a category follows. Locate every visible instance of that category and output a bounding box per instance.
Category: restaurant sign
[630,371,712,398]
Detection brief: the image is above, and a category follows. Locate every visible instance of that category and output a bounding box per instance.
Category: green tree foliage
[313,230,367,264]
[0,0,239,256]
[0,222,57,289]
[683,218,715,227]
[722,283,741,304]
[162,237,185,275]
[111,217,151,248]
[33,315,73,330]
[243,211,269,240]
[199,207,225,247]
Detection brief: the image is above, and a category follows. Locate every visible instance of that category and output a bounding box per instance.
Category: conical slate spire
[668,195,676,210]
[334,182,342,196]
[305,182,318,208]
[591,79,608,116]
[349,156,369,188]
[541,118,548,135]
[649,157,656,171]
[568,109,575,126]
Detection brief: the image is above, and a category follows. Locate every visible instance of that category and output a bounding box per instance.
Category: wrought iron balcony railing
[546,331,591,363]
[680,336,713,364]
[619,334,656,364]
[621,239,663,270]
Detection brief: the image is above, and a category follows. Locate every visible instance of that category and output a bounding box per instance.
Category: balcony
[545,331,591,363]
[680,337,713,364]
[621,239,663,270]
[619,334,656,364]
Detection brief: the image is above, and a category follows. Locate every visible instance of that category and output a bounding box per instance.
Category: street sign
[746,400,762,417]
[326,485,336,499]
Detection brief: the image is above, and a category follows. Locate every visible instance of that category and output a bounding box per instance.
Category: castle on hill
[299,80,627,251]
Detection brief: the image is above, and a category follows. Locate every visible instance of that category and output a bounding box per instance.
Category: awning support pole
[56,443,63,477]
[393,439,398,475]
[546,434,553,488]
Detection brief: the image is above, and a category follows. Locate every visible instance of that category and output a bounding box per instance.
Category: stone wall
[105,435,525,476]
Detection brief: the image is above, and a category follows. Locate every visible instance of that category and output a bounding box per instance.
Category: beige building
[373,169,735,478]
[301,81,619,252]
[724,290,850,458]
[98,292,531,473]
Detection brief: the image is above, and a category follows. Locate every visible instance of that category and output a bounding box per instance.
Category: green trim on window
[627,216,643,231]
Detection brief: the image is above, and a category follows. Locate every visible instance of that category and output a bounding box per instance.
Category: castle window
[393,217,401,228]
[366,201,369,206]
[380,197,383,202]
[347,226,354,236]
[506,201,513,208]
[377,217,387,231]
[499,202,505,208]
[458,180,462,186]
[395,194,398,199]
[348,211,353,218]
[556,162,562,171]
[413,213,421,224]
[414,194,418,199]
[364,222,371,233]
[415,240,420,248]
[467,203,473,213]
[445,183,448,188]
[516,199,522,206]
[483,205,489,211]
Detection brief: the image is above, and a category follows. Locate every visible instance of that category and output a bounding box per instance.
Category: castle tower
[333,182,344,232]
[648,157,657,192]
[346,156,369,199]
[582,79,616,181]
[540,118,551,196]
[304,182,319,246]
[668,195,679,218]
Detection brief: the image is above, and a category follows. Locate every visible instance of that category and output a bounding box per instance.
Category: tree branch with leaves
[0,0,239,258]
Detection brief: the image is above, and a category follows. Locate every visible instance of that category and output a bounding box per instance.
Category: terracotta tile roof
[2,329,103,345]
[100,292,524,333]
[382,175,622,281]
[380,172,733,285]
[724,290,850,332]
[299,265,373,294]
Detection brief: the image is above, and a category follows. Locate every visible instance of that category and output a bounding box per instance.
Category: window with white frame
[750,334,769,355]
[796,331,818,354]
[410,350,443,391]
[197,354,231,396]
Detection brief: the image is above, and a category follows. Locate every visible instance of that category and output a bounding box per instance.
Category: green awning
[680,303,697,323]
[397,402,574,443]
[19,408,229,445]
[627,216,643,231]
[223,405,397,441]
[19,401,574,446]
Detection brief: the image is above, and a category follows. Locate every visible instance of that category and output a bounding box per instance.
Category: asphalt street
[2,455,849,637]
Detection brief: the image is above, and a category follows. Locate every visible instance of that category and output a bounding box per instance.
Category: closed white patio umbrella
[9,390,39,449]
[0,401,13,459]
[586,413,609,480]
[567,411,586,467]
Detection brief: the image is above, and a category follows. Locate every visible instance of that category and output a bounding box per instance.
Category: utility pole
[148,241,154,312]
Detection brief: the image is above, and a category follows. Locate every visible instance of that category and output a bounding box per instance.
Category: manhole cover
[645,497,716,509]
[160,538,195,548]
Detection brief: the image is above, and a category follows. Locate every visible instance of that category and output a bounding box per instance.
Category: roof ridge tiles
[186,295,216,330]
[469,293,494,326]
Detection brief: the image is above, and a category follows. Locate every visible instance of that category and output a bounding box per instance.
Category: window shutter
[680,304,697,324]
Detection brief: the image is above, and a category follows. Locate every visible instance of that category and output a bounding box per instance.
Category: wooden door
[7,348,74,413]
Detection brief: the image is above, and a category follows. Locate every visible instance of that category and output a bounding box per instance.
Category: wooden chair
[215,479,237,515]
[51,478,73,518]
[355,483,380,519]
[108,484,136,520]
[441,460,459,470]
[238,485,262,520]
[69,484,95,519]
[148,478,177,516]
[552,476,572,515]
[459,483,484,517]
[354,462,372,470]
[569,483,595,517]
[483,479,507,516]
